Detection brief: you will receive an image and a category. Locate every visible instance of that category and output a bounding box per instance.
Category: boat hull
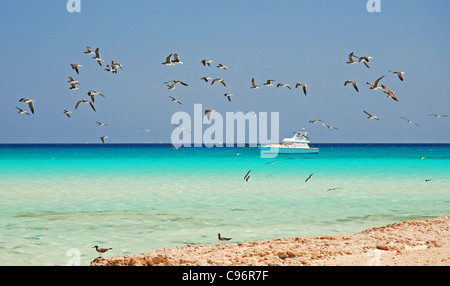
[259,146,319,154]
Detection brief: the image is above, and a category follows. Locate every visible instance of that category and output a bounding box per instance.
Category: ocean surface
[0,143,449,266]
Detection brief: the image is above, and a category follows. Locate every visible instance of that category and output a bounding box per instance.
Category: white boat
[259,129,319,154]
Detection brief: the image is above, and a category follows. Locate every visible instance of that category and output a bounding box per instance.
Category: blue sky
[0,0,449,143]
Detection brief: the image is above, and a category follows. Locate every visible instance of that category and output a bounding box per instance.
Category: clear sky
[1,0,449,143]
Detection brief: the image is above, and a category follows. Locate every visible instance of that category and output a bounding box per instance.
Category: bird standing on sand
[218,233,231,246]
[93,245,112,257]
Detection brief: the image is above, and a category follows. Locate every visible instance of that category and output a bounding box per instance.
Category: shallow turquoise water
[0,144,449,265]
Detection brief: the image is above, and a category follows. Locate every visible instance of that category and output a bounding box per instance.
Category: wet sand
[91,216,449,266]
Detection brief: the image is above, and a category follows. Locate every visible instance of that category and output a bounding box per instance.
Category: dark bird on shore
[19,98,35,114]
[305,173,314,183]
[218,234,231,246]
[344,80,359,92]
[75,100,96,112]
[93,246,112,256]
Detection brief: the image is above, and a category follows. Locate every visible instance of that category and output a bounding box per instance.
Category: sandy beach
[91,216,449,266]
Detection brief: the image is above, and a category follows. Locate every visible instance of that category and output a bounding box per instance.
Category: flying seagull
[295,82,307,95]
[69,82,79,90]
[19,98,35,114]
[364,110,380,120]
[305,173,314,183]
[367,75,385,90]
[321,122,339,130]
[211,78,226,86]
[169,96,182,104]
[68,77,79,85]
[251,78,259,89]
[218,233,231,246]
[326,187,342,192]
[63,110,72,118]
[93,246,112,257]
[381,85,399,101]
[248,111,264,119]
[390,70,405,81]
[164,80,188,86]
[96,121,107,126]
[93,48,104,66]
[100,136,108,143]
[356,55,371,68]
[201,59,213,66]
[401,116,420,126]
[201,76,212,82]
[171,53,183,64]
[87,91,105,102]
[172,124,191,133]
[171,146,181,151]
[309,120,322,124]
[346,52,357,64]
[111,60,122,70]
[263,79,275,87]
[162,54,174,66]
[217,63,227,70]
[75,100,96,112]
[84,47,94,54]
[15,107,30,115]
[344,80,359,92]
[70,63,82,74]
[204,109,215,121]
[224,93,233,102]
[277,83,291,89]
[428,114,448,118]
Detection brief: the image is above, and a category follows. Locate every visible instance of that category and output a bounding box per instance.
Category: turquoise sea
[0,144,449,266]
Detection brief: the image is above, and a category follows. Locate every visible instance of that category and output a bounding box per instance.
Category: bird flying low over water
[390,70,405,81]
[19,98,35,114]
[201,59,213,66]
[344,80,359,92]
[63,110,72,118]
[211,78,226,86]
[93,48,104,66]
[224,93,233,102]
[381,85,398,101]
[244,170,251,182]
[169,96,182,105]
[251,78,259,89]
[16,107,30,115]
[401,116,420,126]
[100,136,108,143]
[305,173,314,183]
[171,146,181,151]
[295,82,307,95]
[326,187,342,192]
[367,75,385,90]
[70,63,82,74]
[75,100,96,112]
[364,110,379,120]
